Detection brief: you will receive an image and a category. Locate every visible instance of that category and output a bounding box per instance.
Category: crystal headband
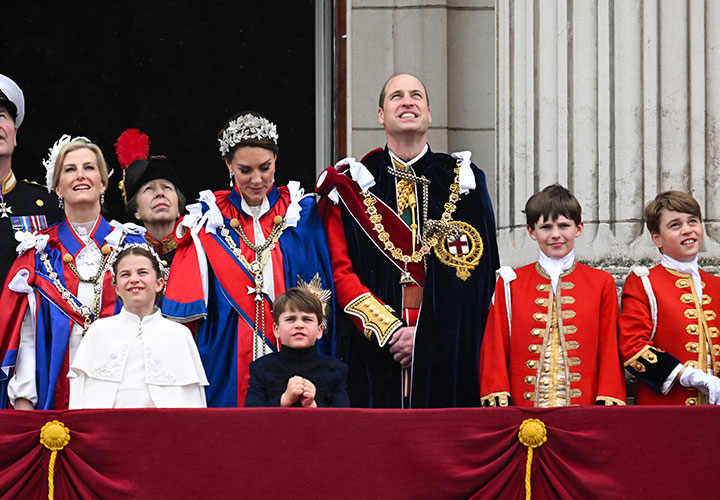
[218,114,279,155]
[110,242,167,280]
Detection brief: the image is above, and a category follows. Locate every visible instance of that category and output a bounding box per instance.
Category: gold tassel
[40,420,71,500]
[518,418,547,500]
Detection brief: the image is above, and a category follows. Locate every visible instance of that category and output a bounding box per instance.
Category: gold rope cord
[518,418,547,500]
[40,420,71,500]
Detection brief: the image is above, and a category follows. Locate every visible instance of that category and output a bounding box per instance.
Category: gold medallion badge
[432,220,483,280]
[421,157,484,281]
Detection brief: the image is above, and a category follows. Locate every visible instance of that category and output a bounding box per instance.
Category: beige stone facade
[345,1,720,276]
[348,1,496,190]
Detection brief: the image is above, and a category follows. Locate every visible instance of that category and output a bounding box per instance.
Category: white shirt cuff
[661,363,684,395]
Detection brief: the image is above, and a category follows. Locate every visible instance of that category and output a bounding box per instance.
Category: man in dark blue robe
[316,73,499,408]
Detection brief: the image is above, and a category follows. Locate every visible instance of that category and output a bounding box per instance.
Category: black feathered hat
[115,129,182,204]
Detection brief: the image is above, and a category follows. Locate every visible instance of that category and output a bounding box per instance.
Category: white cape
[68,308,208,409]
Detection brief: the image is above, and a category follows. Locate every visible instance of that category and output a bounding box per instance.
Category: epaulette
[21,179,51,190]
[629,265,657,340]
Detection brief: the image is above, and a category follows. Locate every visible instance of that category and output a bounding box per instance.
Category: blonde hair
[52,138,109,191]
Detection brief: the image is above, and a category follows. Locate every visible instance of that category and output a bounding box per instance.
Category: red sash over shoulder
[316,165,425,287]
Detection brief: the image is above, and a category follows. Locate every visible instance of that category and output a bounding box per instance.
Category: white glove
[679,366,720,404]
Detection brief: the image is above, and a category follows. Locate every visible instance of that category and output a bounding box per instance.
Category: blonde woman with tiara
[0,136,146,410]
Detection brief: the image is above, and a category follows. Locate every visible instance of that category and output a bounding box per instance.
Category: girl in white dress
[68,244,208,408]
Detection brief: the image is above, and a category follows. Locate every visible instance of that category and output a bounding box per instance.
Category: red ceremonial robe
[163,185,336,407]
[0,217,143,409]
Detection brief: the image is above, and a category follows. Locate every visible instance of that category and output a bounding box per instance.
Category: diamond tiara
[110,242,167,279]
[218,114,279,155]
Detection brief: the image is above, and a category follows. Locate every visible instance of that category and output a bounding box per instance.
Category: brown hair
[272,288,324,325]
[112,245,164,303]
[52,138,110,191]
[524,184,582,227]
[126,181,186,223]
[218,111,279,161]
[644,190,702,234]
[378,73,430,109]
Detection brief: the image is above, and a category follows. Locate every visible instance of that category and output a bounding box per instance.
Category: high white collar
[241,195,270,220]
[119,306,161,324]
[538,250,575,292]
[662,254,702,297]
[388,143,429,168]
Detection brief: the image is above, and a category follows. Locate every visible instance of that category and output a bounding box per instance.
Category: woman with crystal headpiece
[0,136,146,410]
[163,111,336,407]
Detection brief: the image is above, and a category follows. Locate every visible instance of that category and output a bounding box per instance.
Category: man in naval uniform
[0,74,62,286]
[316,73,499,407]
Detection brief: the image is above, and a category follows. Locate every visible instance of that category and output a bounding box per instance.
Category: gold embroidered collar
[535,262,577,280]
[1,170,17,195]
[145,233,177,256]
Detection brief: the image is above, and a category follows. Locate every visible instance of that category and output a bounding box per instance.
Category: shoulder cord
[630,265,658,341]
[497,266,517,339]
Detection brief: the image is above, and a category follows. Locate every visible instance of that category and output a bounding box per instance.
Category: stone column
[348,1,496,186]
[497,0,720,277]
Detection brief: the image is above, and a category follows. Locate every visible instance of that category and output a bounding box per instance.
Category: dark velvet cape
[334,147,499,407]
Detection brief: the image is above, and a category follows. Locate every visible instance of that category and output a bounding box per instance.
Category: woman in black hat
[116,129,185,266]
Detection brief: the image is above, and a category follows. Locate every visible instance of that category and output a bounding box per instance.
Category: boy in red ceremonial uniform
[619,191,720,405]
[479,185,626,407]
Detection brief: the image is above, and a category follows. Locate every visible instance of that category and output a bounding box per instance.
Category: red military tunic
[619,265,720,405]
[479,262,626,407]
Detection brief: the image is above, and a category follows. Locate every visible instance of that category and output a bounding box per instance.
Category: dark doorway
[2,0,317,220]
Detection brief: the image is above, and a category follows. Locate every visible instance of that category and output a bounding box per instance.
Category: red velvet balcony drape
[0,407,715,500]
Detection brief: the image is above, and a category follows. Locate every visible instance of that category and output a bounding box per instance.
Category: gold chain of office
[39,248,114,331]
[220,215,286,359]
[362,157,484,281]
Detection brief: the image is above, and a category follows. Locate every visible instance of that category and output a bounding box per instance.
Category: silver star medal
[0,200,11,218]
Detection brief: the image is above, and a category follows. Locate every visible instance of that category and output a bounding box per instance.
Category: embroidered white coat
[68,308,208,408]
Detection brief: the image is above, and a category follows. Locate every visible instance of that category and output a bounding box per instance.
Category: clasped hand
[280,375,317,407]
